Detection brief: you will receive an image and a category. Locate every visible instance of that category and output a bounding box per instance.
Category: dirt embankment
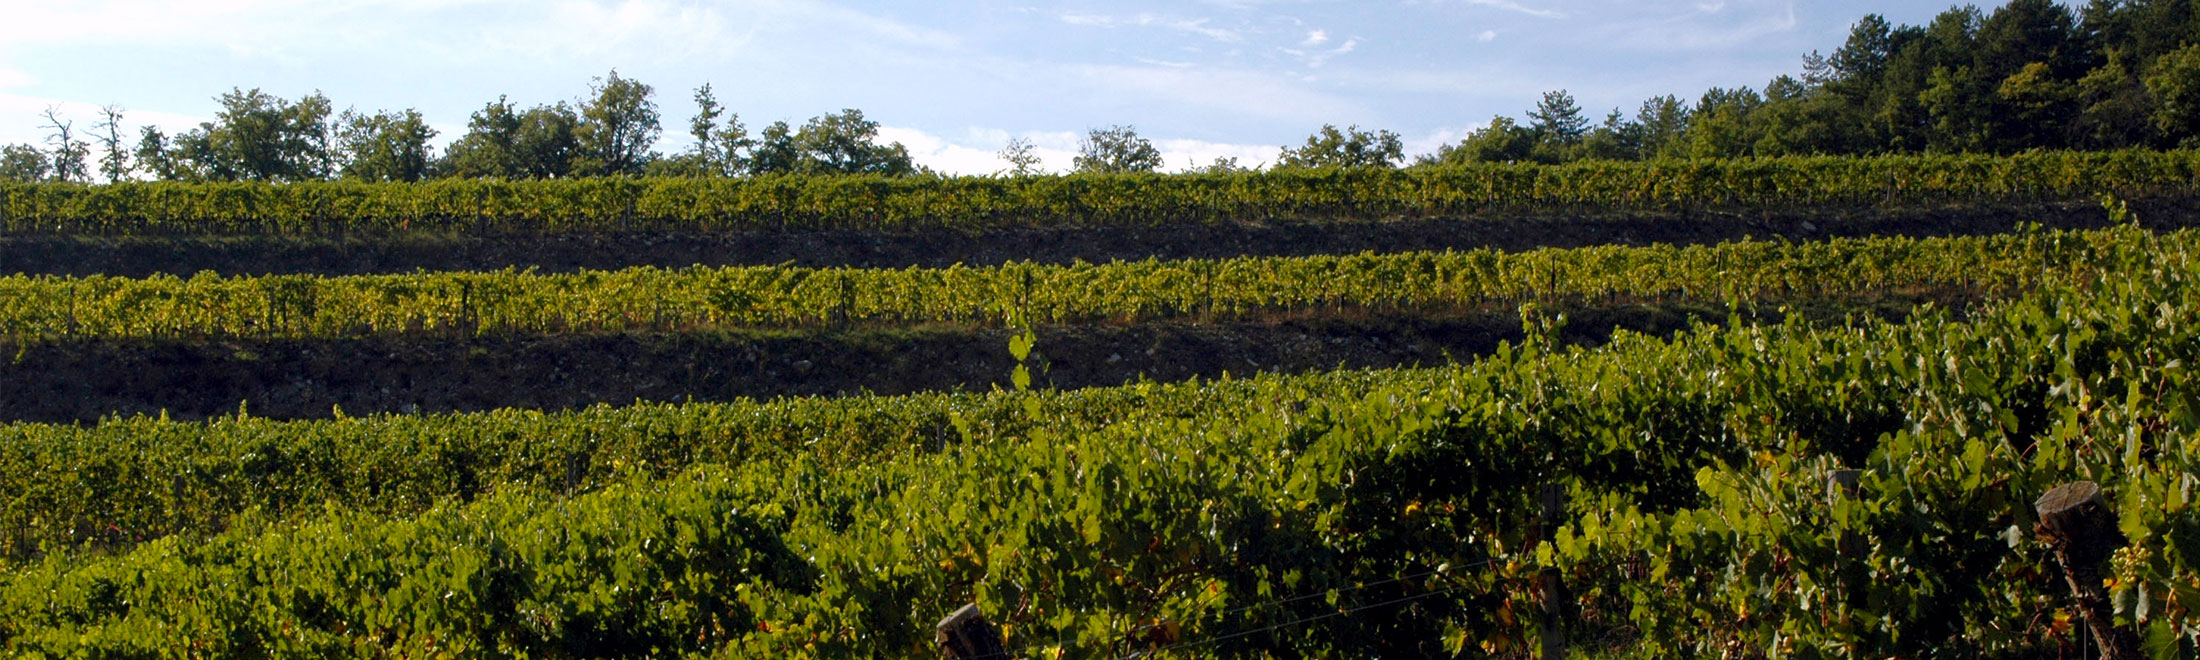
[3,199,2192,277]
[0,294,1958,424]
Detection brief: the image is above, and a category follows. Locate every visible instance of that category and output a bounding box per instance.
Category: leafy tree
[1419,116,1535,165]
[133,128,189,181]
[147,88,335,182]
[337,108,437,182]
[997,136,1043,176]
[1188,155,1250,174]
[1579,109,1640,161]
[1274,124,1404,169]
[748,121,800,175]
[514,104,581,179]
[1687,87,1765,158]
[1072,125,1163,173]
[1633,95,1693,159]
[574,70,660,176]
[674,83,749,177]
[2144,44,2200,146]
[439,97,524,178]
[0,144,48,182]
[2074,48,2158,149]
[441,98,579,179]
[790,109,914,176]
[95,105,129,183]
[39,107,91,183]
[649,83,752,178]
[1976,0,2084,148]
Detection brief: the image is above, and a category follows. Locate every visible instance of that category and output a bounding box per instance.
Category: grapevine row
[4,223,2196,656]
[2,149,2195,235]
[0,227,2126,344]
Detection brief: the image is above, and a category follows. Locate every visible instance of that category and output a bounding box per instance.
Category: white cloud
[1280,37,1360,69]
[1302,30,1330,46]
[0,0,957,67]
[1058,12,1243,42]
[876,125,1025,175]
[1411,0,1567,19]
[1581,1,1797,51]
[1077,64,1365,124]
[0,69,34,89]
[1478,30,1498,42]
[883,125,1281,176]
[1155,137,1279,172]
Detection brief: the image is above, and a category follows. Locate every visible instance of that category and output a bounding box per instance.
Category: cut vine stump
[937,603,1011,660]
[2033,481,2139,660]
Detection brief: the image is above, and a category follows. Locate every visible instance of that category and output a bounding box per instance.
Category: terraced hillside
[4,153,2199,658]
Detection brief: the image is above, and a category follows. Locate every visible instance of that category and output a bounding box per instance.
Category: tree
[1579,109,1641,161]
[997,136,1043,176]
[439,97,523,178]
[152,88,335,181]
[514,103,581,179]
[675,83,749,177]
[1274,124,1404,169]
[1527,90,1590,145]
[574,69,660,176]
[748,121,799,175]
[790,109,915,176]
[0,144,48,182]
[1419,116,1535,165]
[39,107,91,183]
[133,127,190,181]
[2073,48,2157,149]
[95,105,129,183]
[1189,155,1249,174]
[1634,95,1693,159]
[1687,86,1765,158]
[2144,44,2200,147]
[440,98,579,179]
[337,108,437,182]
[1073,125,1163,173]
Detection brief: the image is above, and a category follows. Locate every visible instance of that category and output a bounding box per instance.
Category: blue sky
[0,0,2017,175]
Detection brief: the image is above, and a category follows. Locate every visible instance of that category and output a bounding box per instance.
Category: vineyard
[3,156,2199,658]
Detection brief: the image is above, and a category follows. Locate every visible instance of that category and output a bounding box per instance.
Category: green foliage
[7,149,2193,236]
[151,88,337,182]
[787,109,914,177]
[0,145,46,183]
[1274,124,1405,170]
[573,69,661,177]
[336,108,437,183]
[1074,125,1164,174]
[10,222,2200,656]
[2144,45,2200,147]
[439,96,583,180]
[0,228,2118,343]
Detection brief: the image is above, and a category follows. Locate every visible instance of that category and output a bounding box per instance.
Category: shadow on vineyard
[3,198,2194,277]
[0,294,1955,422]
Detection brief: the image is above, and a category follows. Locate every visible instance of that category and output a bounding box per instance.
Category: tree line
[2,0,2195,184]
[1426,0,2200,165]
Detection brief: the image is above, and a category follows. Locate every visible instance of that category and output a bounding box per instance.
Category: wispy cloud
[1076,64,1365,124]
[1410,0,1567,20]
[1581,0,1797,51]
[1058,12,1244,42]
[1281,37,1360,68]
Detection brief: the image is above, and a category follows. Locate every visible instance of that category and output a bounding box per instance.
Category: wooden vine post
[1538,483,1569,660]
[2033,481,2140,660]
[937,603,1011,660]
